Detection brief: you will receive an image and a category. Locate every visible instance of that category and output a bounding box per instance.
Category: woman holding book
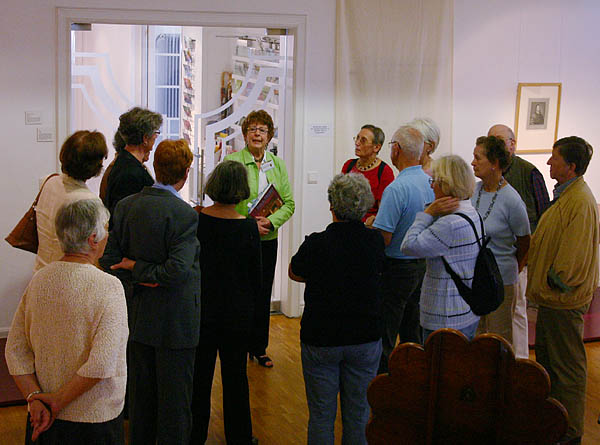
[224,110,295,368]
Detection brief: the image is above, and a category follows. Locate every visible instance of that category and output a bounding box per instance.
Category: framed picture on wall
[514,82,561,154]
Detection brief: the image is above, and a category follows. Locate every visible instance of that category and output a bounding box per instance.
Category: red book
[249,184,283,218]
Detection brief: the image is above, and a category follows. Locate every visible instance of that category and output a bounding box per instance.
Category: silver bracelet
[26,390,42,402]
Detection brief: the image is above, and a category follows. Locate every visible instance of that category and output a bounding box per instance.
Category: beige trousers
[477,283,516,348]
[512,268,530,358]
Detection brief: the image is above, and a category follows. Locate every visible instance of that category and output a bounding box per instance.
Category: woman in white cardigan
[401,155,482,341]
[5,199,128,444]
[34,131,107,272]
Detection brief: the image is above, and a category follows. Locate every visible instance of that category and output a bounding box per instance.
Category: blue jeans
[422,320,479,343]
[301,340,382,445]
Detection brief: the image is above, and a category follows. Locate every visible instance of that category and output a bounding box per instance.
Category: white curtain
[335,0,454,171]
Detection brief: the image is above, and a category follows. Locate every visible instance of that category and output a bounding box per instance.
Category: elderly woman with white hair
[401,155,482,341]
[289,173,385,445]
[5,199,128,444]
[408,117,441,171]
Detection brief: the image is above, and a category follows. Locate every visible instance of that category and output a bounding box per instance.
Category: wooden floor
[1,314,599,444]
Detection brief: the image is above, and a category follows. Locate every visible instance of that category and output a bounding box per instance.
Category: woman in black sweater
[289,173,385,445]
[191,160,262,445]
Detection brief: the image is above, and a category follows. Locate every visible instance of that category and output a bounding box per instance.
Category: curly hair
[112,130,126,154]
[154,139,193,185]
[554,136,593,175]
[241,110,275,141]
[476,135,510,171]
[205,160,250,204]
[60,130,108,181]
[116,107,163,146]
[328,173,374,221]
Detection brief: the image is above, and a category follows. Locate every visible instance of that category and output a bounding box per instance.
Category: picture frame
[514,82,561,154]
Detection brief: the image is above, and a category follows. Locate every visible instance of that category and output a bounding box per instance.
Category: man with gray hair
[488,124,550,358]
[371,126,435,373]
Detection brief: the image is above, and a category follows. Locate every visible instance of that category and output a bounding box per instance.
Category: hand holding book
[248,183,283,218]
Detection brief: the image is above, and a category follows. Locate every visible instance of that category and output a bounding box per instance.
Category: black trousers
[249,238,278,356]
[190,325,253,444]
[25,410,124,445]
[378,257,426,373]
[128,341,196,445]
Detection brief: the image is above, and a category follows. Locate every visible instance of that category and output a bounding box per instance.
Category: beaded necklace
[475,177,505,221]
[356,157,378,171]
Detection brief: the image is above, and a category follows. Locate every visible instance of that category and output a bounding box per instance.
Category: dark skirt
[25,410,124,445]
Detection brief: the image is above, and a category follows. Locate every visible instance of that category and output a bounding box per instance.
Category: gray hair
[408,117,440,152]
[328,173,374,221]
[55,199,110,254]
[392,126,424,160]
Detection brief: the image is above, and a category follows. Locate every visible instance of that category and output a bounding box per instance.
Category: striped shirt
[401,201,481,330]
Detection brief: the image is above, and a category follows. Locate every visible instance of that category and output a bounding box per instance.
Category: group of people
[298,119,595,444]
[5,108,294,445]
[3,106,598,445]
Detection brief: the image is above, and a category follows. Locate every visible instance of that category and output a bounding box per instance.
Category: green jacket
[224,147,295,241]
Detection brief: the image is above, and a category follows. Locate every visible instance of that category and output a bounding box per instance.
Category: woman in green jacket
[224,110,295,367]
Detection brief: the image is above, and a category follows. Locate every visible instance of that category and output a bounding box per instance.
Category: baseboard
[270,301,281,313]
[0,328,9,339]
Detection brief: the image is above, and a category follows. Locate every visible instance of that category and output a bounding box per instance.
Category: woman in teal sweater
[224,110,295,367]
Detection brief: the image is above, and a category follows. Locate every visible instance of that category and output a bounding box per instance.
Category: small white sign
[309,123,332,137]
[25,111,42,125]
[37,127,55,142]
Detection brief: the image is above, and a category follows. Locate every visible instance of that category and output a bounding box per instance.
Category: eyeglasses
[389,141,400,148]
[353,136,373,146]
[154,130,161,135]
[248,126,269,135]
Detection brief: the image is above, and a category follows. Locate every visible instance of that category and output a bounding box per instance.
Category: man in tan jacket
[527,136,598,444]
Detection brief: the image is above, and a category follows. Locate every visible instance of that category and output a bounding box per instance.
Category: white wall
[0,0,335,335]
[453,0,600,199]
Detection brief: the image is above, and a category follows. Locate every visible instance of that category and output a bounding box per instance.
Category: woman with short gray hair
[342,124,394,221]
[104,107,163,224]
[289,173,385,445]
[5,199,128,444]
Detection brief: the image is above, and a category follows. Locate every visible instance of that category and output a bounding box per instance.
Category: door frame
[57,7,306,317]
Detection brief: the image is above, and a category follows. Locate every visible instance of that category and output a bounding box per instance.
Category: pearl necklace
[475,177,505,221]
[356,157,378,171]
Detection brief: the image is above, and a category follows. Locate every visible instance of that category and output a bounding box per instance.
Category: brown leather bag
[5,174,59,253]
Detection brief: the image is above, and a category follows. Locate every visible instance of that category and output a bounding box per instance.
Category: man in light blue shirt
[372,125,434,372]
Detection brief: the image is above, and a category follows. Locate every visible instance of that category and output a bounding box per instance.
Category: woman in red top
[342,124,395,221]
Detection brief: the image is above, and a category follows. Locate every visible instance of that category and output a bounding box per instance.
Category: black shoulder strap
[377,161,386,182]
[454,212,484,248]
[441,212,485,293]
[345,158,358,173]
[442,256,472,296]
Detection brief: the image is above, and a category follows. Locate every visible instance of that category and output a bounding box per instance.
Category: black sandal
[249,353,273,368]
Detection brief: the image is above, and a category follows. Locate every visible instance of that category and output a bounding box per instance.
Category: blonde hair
[431,155,475,200]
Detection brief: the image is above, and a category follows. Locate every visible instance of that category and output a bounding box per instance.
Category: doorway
[60,9,304,316]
